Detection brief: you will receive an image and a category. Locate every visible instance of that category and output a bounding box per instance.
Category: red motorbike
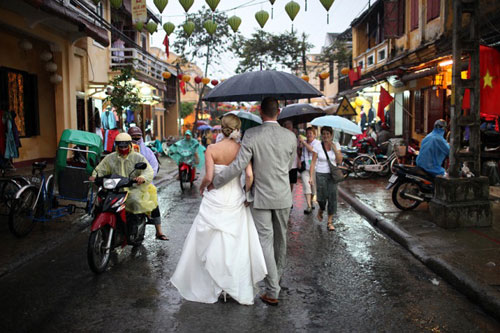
[178,148,195,191]
[87,162,148,274]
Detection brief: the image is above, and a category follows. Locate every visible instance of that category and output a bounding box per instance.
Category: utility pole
[176,62,182,137]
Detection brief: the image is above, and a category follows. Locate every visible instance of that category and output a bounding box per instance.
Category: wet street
[0,178,499,332]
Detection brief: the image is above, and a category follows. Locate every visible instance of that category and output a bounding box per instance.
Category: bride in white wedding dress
[170,114,267,305]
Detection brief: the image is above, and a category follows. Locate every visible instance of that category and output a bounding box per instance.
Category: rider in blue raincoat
[168,130,205,171]
[416,119,450,177]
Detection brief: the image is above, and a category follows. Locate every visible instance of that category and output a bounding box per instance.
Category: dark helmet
[128,126,143,138]
[434,119,447,130]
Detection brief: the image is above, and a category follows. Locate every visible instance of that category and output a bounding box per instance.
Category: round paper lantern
[355,97,364,107]
[146,20,158,34]
[162,71,171,79]
[255,10,269,29]
[50,74,62,84]
[202,77,210,85]
[285,1,300,21]
[45,62,58,72]
[179,0,194,13]
[163,22,175,36]
[320,0,334,23]
[182,75,191,82]
[40,51,53,62]
[228,16,242,33]
[135,21,144,31]
[340,67,349,76]
[205,0,220,12]
[211,79,219,86]
[109,0,122,9]
[319,72,329,80]
[183,21,195,37]
[203,20,217,35]
[154,0,168,13]
[177,73,184,80]
[18,39,33,51]
[301,75,309,82]
[194,76,202,84]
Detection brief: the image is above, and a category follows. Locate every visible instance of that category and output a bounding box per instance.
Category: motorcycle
[178,148,196,191]
[87,162,148,274]
[386,164,434,211]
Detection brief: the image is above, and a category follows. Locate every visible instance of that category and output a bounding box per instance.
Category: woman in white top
[309,126,343,231]
[299,127,321,214]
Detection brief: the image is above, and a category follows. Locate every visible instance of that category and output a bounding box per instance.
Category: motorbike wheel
[392,181,422,211]
[128,215,146,247]
[353,155,377,179]
[179,170,187,191]
[88,226,112,274]
[8,187,38,237]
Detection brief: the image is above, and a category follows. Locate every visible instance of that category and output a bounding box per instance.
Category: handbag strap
[321,142,334,167]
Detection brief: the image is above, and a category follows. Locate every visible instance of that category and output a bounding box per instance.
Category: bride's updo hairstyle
[221,114,241,139]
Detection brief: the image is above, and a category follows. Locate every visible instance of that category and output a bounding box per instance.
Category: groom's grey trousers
[251,207,290,299]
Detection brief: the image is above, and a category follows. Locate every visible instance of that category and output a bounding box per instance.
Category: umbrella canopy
[196,120,208,126]
[277,103,325,125]
[225,110,262,132]
[197,124,212,131]
[203,70,323,102]
[311,115,362,135]
[212,125,221,130]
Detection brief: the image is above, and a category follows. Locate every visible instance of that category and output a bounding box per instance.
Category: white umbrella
[311,115,362,135]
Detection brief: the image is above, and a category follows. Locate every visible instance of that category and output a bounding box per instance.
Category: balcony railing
[353,40,391,75]
[110,47,174,83]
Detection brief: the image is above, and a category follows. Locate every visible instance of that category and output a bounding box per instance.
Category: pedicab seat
[57,166,90,200]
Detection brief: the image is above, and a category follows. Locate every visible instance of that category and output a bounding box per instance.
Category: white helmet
[115,133,132,148]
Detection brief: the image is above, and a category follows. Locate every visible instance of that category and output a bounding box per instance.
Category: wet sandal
[156,234,169,241]
[317,210,324,221]
[327,223,335,231]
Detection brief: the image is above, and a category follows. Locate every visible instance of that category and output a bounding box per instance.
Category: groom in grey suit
[211,97,297,306]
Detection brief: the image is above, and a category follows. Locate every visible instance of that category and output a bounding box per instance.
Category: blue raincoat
[416,127,450,176]
[134,138,159,177]
[168,130,205,169]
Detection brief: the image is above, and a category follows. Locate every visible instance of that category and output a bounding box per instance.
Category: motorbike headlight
[103,178,120,190]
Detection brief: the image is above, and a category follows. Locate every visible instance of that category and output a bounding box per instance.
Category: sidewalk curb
[338,185,500,320]
[0,215,91,278]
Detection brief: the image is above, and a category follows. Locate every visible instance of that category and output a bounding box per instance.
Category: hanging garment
[11,111,21,148]
[0,110,6,155]
[126,108,134,123]
[104,129,120,152]
[3,111,18,159]
[101,110,117,130]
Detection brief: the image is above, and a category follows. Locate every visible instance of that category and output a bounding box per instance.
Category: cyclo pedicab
[167,131,205,191]
[8,129,102,237]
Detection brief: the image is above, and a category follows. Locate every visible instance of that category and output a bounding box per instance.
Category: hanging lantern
[202,77,210,85]
[163,22,175,36]
[45,62,58,72]
[269,0,276,19]
[50,74,62,84]
[179,0,194,13]
[355,97,364,107]
[203,20,217,36]
[182,75,191,82]
[255,10,270,29]
[146,20,158,34]
[194,76,202,84]
[154,0,168,13]
[162,71,172,79]
[228,16,242,33]
[135,21,144,31]
[18,39,33,51]
[205,0,220,12]
[211,79,219,86]
[301,75,309,82]
[109,0,122,9]
[285,1,300,32]
[319,72,329,80]
[183,21,195,37]
[320,0,334,24]
[177,73,184,80]
[40,51,52,62]
[340,67,349,76]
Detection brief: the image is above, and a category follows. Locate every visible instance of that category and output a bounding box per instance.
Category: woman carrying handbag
[309,126,343,231]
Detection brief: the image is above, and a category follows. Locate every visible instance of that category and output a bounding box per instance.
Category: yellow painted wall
[165,103,179,136]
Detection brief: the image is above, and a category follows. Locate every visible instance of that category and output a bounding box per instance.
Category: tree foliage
[318,40,352,69]
[181,102,195,119]
[105,66,141,113]
[172,6,237,76]
[231,31,313,73]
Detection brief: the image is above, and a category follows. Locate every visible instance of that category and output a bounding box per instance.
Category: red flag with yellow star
[462,45,500,115]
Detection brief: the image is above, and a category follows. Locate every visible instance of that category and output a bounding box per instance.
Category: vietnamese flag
[462,45,500,116]
[377,86,394,123]
[180,80,186,95]
[163,34,169,58]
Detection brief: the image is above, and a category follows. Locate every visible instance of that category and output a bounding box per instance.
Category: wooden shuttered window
[384,0,406,38]
[427,0,440,21]
[414,90,424,134]
[411,0,419,31]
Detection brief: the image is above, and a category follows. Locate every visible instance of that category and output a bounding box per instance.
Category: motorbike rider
[169,130,200,179]
[89,133,155,215]
[416,119,450,177]
[128,126,168,241]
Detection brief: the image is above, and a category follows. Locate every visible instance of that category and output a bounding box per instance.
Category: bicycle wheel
[0,179,21,212]
[9,187,38,237]
[353,155,377,179]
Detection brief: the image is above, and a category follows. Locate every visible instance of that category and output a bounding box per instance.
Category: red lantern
[211,79,219,86]
[194,76,202,84]
[177,73,184,80]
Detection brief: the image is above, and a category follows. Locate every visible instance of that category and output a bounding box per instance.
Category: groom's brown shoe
[260,293,279,306]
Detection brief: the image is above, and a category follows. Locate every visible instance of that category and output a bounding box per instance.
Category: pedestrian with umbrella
[282,120,301,198]
[299,127,322,215]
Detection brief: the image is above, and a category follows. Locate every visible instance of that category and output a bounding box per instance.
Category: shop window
[427,0,440,21]
[367,54,374,67]
[0,67,39,137]
[411,0,419,31]
[378,49,386,62]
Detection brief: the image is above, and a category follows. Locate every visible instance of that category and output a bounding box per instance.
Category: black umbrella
[202,70,323,102]
[277,103,325,125]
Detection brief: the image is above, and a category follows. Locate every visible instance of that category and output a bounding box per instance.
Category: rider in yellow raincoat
[90,133,157,214]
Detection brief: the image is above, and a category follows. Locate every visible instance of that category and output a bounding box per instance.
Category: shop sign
[132,0,147,24]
